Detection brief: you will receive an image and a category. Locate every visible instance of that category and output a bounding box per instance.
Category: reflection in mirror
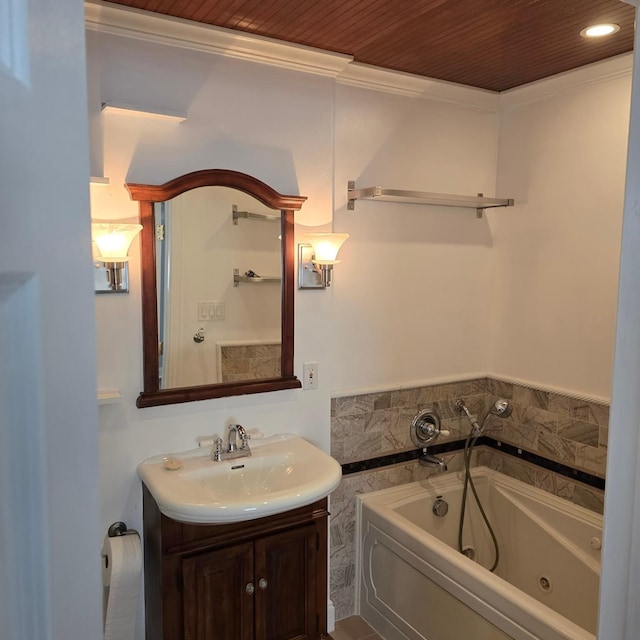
[126,170,306,408]
[156,188,282,389]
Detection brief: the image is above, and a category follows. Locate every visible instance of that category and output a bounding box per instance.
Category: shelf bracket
[347,181,357,210]
[476,193,484,219]
[232,204,280,224]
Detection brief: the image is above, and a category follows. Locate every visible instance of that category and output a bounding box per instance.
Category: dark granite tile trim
[340,437,605,491]
[340,448,420,474]
[339,439,465,475]
[484,439,606,491]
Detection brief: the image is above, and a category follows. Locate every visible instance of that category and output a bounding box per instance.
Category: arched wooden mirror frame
[126,169,306,408]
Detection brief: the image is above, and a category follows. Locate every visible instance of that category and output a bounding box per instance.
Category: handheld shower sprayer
[455,398,513,435]
[455,396,512,573]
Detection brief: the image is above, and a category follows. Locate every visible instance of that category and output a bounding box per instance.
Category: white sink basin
[137,433,342,524]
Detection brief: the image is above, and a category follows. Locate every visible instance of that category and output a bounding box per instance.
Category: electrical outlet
[303,362,318,390]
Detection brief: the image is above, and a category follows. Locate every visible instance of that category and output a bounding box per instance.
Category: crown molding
[337,62,500,111]
[85,1,632,112]
[85,1,498,109]
[84,0,353,78]
[500,53,634,109]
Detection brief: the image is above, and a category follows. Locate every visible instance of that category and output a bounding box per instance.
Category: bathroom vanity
[142,485,332,640]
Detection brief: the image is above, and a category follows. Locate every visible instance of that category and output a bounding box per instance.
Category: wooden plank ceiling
[105,0,635,92]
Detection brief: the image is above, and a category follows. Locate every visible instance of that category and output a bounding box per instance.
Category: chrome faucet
[419,448,448,472]
[232,424,251,451]
[227,424,239,452]
[211,424,252,461]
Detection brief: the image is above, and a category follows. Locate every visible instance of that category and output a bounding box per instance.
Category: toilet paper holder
[107,521,138,538]
[102,521,143,640]
[103,522,140,567]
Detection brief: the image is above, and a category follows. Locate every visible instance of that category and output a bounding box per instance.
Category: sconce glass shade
[92,223,143,261]
[303,233,349,264]
[91,223,143,292]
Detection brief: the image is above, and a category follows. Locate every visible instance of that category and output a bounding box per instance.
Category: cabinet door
[182,541,255,640]
[254,524,319,640]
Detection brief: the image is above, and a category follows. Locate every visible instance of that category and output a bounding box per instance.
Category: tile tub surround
[331,379,487,464]
[331,377,609,479]
[219,343,280,382]
[483,379,609,478]
[329,451,469,620]
[329,377,609,620]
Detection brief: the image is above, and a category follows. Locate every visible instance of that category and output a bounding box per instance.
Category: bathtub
[357,466,602,640]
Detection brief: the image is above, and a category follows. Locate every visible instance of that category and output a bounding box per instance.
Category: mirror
[127,170,306,408]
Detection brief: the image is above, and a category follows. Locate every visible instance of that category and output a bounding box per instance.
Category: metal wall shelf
[233,269,281,287]
[347,181,514,218]
[232,204,281,224]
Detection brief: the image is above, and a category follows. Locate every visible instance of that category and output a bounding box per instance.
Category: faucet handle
[236,425,251,451]
[211,437,224,462]
[410,407,443,448]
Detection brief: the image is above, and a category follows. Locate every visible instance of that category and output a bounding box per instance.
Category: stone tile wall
[331,379,486,464]
[219,343,280,382]
[483,379,609,478]
[329,376,609,620]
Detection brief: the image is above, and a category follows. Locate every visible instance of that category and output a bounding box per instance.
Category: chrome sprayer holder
[455,397,513,436]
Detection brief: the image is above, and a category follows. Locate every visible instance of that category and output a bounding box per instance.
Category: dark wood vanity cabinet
[142,485,331,640]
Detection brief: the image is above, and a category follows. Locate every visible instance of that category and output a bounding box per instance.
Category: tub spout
[419,449,448,472]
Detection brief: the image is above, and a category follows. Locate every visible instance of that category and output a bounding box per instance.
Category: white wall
[90,13,632,532]
[331,85,500,392]
[490,61,631,400]
[599,22,640,640]
[1,1,101,638]
[89,32,342,637]
[89,30,338,538]
[89,21,504,570]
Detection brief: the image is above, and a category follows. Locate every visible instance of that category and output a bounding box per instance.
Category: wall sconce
[298,233,349,289]
[92,223,143,293]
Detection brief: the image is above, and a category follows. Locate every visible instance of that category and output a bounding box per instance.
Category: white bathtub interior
[357,467,603,640]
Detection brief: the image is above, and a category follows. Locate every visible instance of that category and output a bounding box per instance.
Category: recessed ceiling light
[580,23,620,38]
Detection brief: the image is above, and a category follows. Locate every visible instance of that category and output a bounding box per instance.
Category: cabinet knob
[245,582,255,595]
[258,578,268,590]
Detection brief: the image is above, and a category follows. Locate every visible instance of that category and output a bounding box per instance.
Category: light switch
[197,300,212,321]
[198,300,225,321]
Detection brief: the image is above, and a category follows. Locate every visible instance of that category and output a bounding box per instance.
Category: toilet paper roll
[102,533,142,640]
